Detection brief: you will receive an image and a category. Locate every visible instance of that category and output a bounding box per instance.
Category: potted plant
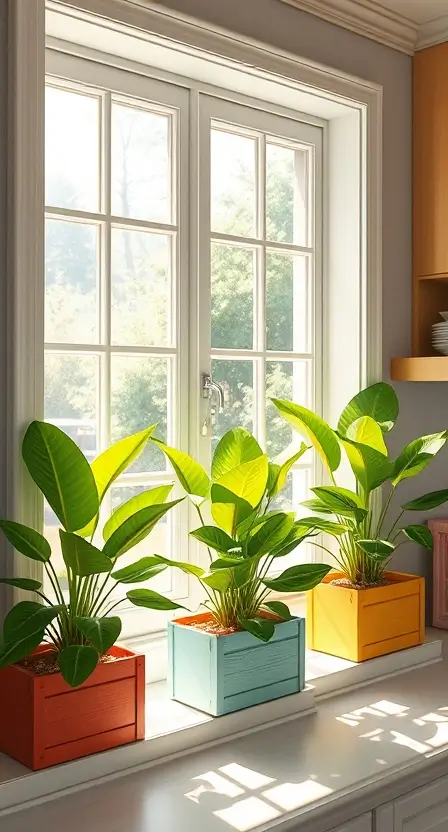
[155,428,333,716]
[0,421,186,770]
[273,382,448,662]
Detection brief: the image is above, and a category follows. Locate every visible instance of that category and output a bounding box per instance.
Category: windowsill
[0,634,442,816]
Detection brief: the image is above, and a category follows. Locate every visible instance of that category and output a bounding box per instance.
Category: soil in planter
[18,651,117,676]
[330,578,393,589]
[182,610,282,636]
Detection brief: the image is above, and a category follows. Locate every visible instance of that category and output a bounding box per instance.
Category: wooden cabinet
[391,43,448,381]
[331,815,372,832]
[376,775,448,831]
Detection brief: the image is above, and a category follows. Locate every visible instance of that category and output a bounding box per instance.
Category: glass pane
[109,485,172,595]
[111,355,170,473]
[266,360,309,458]
[266,253,309,353]
[211,128,256,237]
[211,244,254,349]
[45,219,99,345]
[211,359,253,452]
[269,469,312,572]
[46,86,99,212]
[266,142,308,246]
[111,230,172,347]
[44,353,99,461]
[111,103,171,224]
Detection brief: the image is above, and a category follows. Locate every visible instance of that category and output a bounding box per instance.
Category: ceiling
[376,0,448,25]
[279,0,448,53]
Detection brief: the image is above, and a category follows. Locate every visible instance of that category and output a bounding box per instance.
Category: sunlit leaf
[103,484,174,542]
[149,554,205,579]
[392,432,448,487]
[201,570,232,593]
[103,500,183,559]
[338,382,399,435]
[79,426,156,536]
[210,484,253,537]
[22,421,98,532]
[153,441,209,500]
[212,428,263,481]
[267,444,309,497]
[346,416,388,455]
[311,486,364,514]
[340,437,392,494]
[190,526,240,555]
[216,455,268,509]
[271,399,340,472]
[357,539,394,559]
[111,557,168,584]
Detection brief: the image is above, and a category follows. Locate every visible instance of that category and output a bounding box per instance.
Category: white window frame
[6,0,382,679]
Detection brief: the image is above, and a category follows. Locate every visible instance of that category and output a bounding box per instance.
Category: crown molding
[278,0,418,55]
[417,14,448,51]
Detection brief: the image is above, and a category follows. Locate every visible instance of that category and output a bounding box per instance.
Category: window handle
[202,373,225,412]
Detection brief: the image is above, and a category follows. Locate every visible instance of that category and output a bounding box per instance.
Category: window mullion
[254,134,267,448]
[101,91,112,458]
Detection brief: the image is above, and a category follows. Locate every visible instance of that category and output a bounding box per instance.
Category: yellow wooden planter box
[307,571,425,662]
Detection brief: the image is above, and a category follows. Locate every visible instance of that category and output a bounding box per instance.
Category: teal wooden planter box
[167,612,306,716]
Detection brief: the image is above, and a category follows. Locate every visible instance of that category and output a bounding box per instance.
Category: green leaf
[0,520,51,562]
[297,517,350,536]
[58,645,99,687]
[216,455,269,508]
[392,432,448,487]
[271,399,341,472]
[201,570,232,593]
[232,558,255,587]
[60,531,112,577]
[340,437,392,494]
[210,484,253,537]
[111,557,168,584]
[346,416,388,455]
[150,554,205,578]
[210,555,243,570]
[126,588,187,611]
[103,500,182,559]
[357,539,395,559]
[0,629,45,670]
[263,600,292,621]
[241,618,275,642]
[338,382,399,435]
[190,526,241,556]
[270,523,317,559]
[267,445,309,497]
[22,421,99,533]
[3,601,64,642]
[0,577,42,592]
[247,513,294,558]
[212,428,263,481]
[103,484,174,542]
[403,525,433,550]
[153,442,210,500]
[79,426,156,536]
[311,486,364,515]
[262,562,332,592]
[75,616,122,654]
[301,499,335,516]
[402,489,448,511]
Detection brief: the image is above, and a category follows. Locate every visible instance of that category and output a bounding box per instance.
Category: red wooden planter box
[0,644,145,770]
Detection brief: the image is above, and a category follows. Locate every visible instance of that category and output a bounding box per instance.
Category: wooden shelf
[391,356,448,381]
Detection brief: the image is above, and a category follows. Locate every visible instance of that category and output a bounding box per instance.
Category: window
[43,57,322,637]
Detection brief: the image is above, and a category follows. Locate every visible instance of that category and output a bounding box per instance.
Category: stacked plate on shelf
[432,312,448,355]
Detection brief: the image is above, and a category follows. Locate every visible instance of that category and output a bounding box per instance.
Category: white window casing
[5,0,382,678]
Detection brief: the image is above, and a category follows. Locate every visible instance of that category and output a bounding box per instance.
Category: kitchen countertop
[2,635,448,832]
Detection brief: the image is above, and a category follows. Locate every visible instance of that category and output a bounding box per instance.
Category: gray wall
[158,0,442,600]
